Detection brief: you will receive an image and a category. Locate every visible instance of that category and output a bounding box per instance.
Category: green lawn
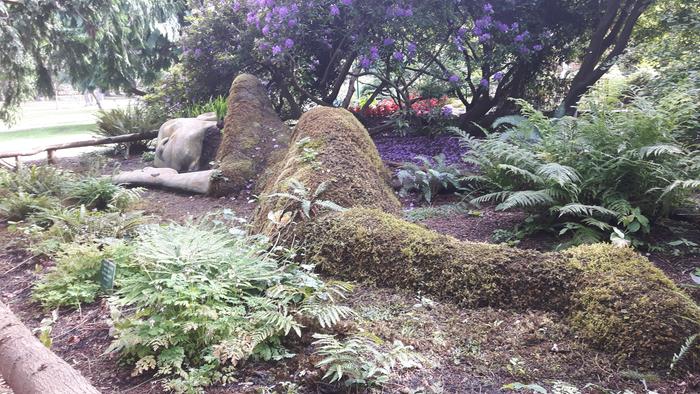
[0,123,96,145]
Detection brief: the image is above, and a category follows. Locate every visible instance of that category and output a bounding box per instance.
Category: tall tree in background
[0,0,185,125]
[557,0,654,116]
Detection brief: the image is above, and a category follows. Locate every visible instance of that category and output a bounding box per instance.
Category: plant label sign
[100,259,116,292]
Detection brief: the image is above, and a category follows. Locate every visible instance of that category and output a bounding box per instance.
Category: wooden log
[0,300,100,394]
[0,130,157,160]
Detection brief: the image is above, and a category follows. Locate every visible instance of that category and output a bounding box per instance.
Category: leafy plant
[0,192,60,221]
[397,154,464,204]
[458,79,700,248]
[182,96,227,121]
[312,333,422,387]
[107,221,354,393]
[670,334,698,371]
[67,177,142,211]
[0,165,75,197]
[95,104,163,153]
[268,179,346,223]
[33,242,130,309]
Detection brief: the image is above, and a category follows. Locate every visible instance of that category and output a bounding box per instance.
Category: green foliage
[67,177,143,211]
[670,334,698,371]
[107,221,353,393]
[0,0,185,125]
[268,179,347,223]
[0,192,60,222]
[0,165,75,197]
[312,333,422,387]
[33,242,131,309]
[397,154,464,204]
[182,96,227,121]
[403,204,468,223]
[95,104,164,152]
[459,79,700,248]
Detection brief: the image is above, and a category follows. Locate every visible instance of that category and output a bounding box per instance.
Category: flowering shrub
[351,96,447,119]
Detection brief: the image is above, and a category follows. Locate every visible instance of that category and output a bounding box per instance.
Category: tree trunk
[0,300,100,394]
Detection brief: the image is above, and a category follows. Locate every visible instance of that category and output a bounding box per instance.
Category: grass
[0,124,96,145]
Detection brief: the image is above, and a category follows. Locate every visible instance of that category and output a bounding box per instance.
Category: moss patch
[250,107,401,237]
[211,74,290,196]
[304,208,700,368]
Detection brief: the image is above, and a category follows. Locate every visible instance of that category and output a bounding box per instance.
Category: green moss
[250,107,401,237]
[211,74,290,196]
[304,208,700,368]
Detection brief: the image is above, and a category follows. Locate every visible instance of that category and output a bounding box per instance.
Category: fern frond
[638,144,685,159]
[554,203,618,218]
[497,164,543,184]
[536,163,580,185]
[496,190,555,211]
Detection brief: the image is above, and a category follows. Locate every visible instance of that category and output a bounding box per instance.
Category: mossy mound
[304,208,700,368]
[251,107,400,236]
[211,74,290,195]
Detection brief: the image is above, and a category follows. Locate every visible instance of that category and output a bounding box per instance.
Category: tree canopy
[0,0,186,125]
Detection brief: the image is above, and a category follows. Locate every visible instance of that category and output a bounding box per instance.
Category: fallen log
[0,130,157,164]
[111,167,216,194]
[0,300,100,394]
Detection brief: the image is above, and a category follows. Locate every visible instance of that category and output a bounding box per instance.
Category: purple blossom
[383,37,395,46]
[194,48,202,58]
[393,51,405,62]
[441,105,454,117]
[330,4,340,16]
[533,44,543,51]
[272,45,282,55]
[483,3,494,13]
[287,19,297,27]
[479,33,491,42]
[369,46,379,60]
[475,16,492,29]
[359,56,372,69]
[284,38,294,48]
[448,74,460,84]
[493,71,504,81]
[341,0,352,5]
[480,78,489,87]
[457,27,467,37]
[496,22,508,32]
[514,33,525,42]
[261,25,270,36]
[407,42,417,56]
[276,6,289,18]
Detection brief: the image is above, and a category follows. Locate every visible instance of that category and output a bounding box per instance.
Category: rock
[112,167,217,194]
[154,118,220,173]
[196,112,218,121]
[211,74,290,196]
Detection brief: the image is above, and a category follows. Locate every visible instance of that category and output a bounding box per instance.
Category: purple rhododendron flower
[360,56,371,69]
[480,78,489,87]
[194,48,202,57]
[407,42,417,55]
[493,71,504,81]
[341,0,352,5]
[533,44,543,51]
[483,3,493,13]
[393,51,405,61]
[441,105,454,117]
[330,4,340,16]
[272,45,282,55]
[496,22,508,32]
[479,33,491,42]
[284,38,294,48]
[383,37,395,46]
[457,27,467,37]
[261,25,270,36]
[369,46,379,60]
[514,33,525,42]
[448,74,460,84]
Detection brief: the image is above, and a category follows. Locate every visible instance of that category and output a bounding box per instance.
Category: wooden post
[47,149,55,165]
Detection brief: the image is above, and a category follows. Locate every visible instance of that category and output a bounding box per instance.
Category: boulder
[154,118,220,173]
[211,74,290,196]
[196,112,218,121]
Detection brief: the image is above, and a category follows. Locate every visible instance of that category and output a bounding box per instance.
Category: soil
[0,153,698,393]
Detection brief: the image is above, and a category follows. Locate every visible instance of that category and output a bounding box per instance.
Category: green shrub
[0,192,60,221]
[95,104,164,152]
[33,242,131,309]
[397,154,463,204]
[66,177,142,211]
[107,222,354,393]
[182,96,227,121]
[0,165,75,197]
[458,80,700,248]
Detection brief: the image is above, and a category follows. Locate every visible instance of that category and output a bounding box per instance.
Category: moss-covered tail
[250,107,401,238]
[305,208,700,369]
[211,74,290,196]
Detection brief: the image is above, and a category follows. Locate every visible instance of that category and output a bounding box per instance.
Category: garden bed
[0,154,698,393]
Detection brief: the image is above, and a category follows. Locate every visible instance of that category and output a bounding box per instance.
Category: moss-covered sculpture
[212,74,290,195]
[247,105,699,369]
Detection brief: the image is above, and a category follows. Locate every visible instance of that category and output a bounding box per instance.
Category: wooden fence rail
[0,130,158,168]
